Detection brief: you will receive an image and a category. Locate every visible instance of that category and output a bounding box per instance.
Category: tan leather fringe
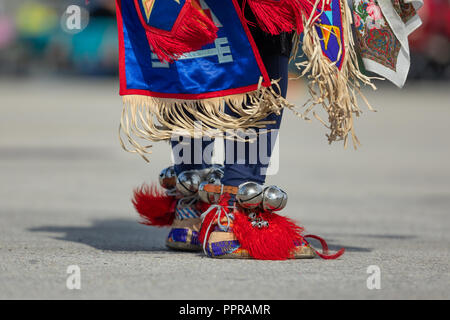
[120,0,380,162]
[296,0,380,148]
[119,79,301,162]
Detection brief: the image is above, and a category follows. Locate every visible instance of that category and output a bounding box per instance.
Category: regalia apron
[115,0,422,160]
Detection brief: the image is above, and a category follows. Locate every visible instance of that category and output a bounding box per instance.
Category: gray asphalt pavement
[0,78,449,299]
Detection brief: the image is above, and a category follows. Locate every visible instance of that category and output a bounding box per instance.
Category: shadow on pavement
[325,233,417,241]
[358,234,417,240]
[306,238,372,253]
[29,219,374,254]
[307,233,418,253]
[29,219,173,252]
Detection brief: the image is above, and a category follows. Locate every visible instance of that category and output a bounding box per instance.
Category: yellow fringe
[119,79,301,162]
[296,0,380,148]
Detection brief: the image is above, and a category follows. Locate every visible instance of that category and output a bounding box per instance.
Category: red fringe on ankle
[246,0,318,35]
[198,208,216,245]
[137,0,218,63]
[233,211,305,260]
[132,184,176,227]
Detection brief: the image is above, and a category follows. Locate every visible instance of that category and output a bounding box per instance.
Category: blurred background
[0,0,448,78]
[0,0,449,299]
[0,0,117,76]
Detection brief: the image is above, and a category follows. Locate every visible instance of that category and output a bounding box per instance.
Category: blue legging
[171,53,289,187]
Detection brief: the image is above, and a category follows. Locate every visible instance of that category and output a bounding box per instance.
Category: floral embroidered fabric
[352,0,423,87]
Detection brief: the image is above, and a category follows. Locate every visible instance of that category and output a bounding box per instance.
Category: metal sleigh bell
[158,166,177,190]
[176,170,201,196]
[262,185,288,212]
[252,218,269,229]
[198,182,218,204]
[236,182,264,209]
[198,167,224,204]
[205,166,224,185]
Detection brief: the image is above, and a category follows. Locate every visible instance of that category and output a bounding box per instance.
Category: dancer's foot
[199,184,344,260]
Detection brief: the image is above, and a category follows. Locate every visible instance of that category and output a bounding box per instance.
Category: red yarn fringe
[144,0,218,63]
[233,210,305,260]
[198,207,216,245]
[246,0,318,35]
[132,184,176,227]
